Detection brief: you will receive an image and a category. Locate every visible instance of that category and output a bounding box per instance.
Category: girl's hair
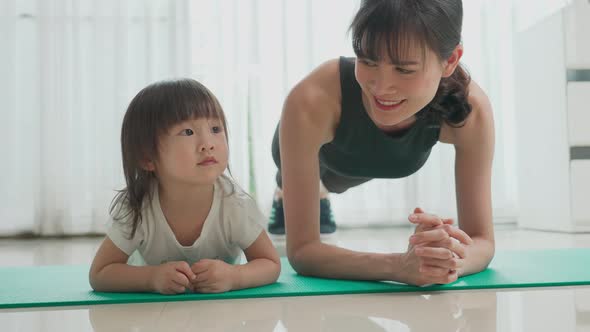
[349,0,471,126]
[111,78,230,238]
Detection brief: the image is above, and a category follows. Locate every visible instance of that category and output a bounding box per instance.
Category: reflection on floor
[2,224,590,332]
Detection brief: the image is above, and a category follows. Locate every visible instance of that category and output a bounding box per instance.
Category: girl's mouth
[197,157,218,166]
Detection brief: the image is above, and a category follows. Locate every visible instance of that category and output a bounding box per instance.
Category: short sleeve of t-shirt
[106,216,145,256]
[224,191,266,250]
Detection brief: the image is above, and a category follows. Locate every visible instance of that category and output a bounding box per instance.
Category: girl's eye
[396,68,415,74]
[180,129,194,136]
[212,126,222,134]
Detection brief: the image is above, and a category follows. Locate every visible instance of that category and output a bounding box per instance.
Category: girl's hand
[190,259,236,293]
[150,261,196,295]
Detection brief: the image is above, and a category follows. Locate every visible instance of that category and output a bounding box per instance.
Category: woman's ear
[442,44,464,78]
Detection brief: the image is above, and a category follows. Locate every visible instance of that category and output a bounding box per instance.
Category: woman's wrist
[384,252,407,282]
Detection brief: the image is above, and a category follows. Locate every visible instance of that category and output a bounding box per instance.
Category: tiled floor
[2,224,590,332]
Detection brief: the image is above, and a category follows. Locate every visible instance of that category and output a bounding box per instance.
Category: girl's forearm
[90,264,156,292]
[232,258,281,290]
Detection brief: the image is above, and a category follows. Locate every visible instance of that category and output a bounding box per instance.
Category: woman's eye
[180,129,194,136]
[361,59,377,67]
[396,68,415,74]
[212,126,222,134]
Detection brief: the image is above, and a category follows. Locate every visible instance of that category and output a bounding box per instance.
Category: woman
[269,0,495,286]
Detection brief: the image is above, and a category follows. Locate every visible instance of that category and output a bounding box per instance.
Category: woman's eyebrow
[392,60,420,66]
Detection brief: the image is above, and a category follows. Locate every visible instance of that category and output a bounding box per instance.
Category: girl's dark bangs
[156,81,224,135]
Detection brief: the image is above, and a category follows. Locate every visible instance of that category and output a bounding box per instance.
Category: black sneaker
[268,199,286,235]
[267,198,337,235]
[319,198,337,234]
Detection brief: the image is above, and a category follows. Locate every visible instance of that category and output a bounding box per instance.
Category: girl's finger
[193,271,209,283]
[194,286,213,293]
[170,281,186,294]
[173,272,190,288]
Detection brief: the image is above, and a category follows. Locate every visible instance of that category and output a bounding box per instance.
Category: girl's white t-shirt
[107,177,265,266]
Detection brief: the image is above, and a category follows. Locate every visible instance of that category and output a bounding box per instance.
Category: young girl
[270,0,494,286]
[90,79,280,294]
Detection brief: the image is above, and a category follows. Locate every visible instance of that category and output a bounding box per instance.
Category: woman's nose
[371,69,397,95]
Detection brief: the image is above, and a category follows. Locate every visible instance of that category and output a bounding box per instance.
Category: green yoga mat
[1,248,590,309]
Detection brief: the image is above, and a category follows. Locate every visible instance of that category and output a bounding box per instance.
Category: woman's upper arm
[279,60,341,258]
[451,82,495,242]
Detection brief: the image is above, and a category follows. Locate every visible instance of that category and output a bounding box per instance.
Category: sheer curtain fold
[1,0,190,235]
[244,0,521,226]
[244,0,517,226]
[3,0,523,235]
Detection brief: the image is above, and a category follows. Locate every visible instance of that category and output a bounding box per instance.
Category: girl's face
[152,117,229,187]
[355,41,461,131]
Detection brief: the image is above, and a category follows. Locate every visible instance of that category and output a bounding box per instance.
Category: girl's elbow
[88,266,108,292]
[89,274,102,292]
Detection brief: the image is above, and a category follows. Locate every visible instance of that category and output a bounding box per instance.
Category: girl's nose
[199,140,215,152]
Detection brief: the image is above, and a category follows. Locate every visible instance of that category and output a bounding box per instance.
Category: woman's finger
[421,257,462,271]
[423,237,467,259]
[410,228,449,245]
[419,264,450,277]
[414,246,454,260]
[443,224,474,245]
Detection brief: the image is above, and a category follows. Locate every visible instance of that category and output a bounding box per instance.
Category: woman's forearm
[460,237,495,276]
[288,241,406,282]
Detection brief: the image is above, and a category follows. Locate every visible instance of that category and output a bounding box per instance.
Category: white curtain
[3,0,567,235]
[196,0,524,227]
[0,0,191,235]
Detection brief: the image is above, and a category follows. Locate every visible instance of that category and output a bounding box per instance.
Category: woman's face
[355,41,460,131]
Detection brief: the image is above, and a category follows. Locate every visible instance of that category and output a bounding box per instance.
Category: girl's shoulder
[217,176,249,204]
[216,176,264,221]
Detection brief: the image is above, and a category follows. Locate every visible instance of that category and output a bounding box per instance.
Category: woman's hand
[402,207,474,284]
[398,245,460,286]
[190,259,236,293]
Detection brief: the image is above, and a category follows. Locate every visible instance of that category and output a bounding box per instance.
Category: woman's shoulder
[289,59,341,107]
[440,80,494,146]
[282,58,343,143]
